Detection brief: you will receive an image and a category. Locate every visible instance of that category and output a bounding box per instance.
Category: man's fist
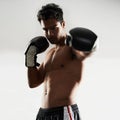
[66,27,97,52]
[25,36,49,67]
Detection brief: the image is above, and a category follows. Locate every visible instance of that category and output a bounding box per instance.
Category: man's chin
[48,39,57,44]
[50,41,56,44]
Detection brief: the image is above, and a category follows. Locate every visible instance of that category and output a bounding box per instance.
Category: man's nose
[48,30,54,36]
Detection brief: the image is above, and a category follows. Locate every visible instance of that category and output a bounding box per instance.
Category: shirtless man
[25,3,97,120]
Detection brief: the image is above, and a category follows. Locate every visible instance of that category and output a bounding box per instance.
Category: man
[25,3,97,120]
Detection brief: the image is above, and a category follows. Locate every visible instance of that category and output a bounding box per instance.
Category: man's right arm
[27,63,45,88]
[25,36,49,88]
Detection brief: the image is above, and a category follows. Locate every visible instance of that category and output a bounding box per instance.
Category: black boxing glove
[25,36,49,67]
[66,27,97,52]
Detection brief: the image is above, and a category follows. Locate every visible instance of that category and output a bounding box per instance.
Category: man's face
[41,18,65,44]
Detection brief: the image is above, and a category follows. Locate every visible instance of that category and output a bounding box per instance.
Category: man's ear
[61,21,65,28]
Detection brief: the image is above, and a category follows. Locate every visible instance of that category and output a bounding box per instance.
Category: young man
[25,3,97,120]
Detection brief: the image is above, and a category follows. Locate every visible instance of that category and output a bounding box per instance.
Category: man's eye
[51,27,55,30]
[51,26,58,30]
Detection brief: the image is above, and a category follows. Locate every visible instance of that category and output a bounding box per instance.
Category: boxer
[25,3,97,120]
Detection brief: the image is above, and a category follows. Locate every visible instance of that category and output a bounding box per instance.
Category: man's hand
[66,27,97,52]
[25,36,49,67]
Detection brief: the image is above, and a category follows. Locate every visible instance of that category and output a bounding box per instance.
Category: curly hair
[37,3,64,23]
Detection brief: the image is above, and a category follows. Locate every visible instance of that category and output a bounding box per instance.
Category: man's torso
[41,46,83,108]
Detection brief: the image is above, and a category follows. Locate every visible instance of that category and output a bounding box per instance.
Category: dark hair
[37,3,63,23]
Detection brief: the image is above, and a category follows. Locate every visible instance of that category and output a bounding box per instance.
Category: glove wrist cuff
[65,35,72,47]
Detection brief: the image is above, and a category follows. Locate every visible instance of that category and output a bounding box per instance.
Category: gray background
[0,0,120,120]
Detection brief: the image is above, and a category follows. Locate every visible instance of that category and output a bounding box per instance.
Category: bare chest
[44,47,73,72]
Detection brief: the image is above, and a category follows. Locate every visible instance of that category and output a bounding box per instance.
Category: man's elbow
[28,83,39,88]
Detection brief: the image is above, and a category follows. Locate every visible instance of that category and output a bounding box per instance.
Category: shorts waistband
[39,104,78,115]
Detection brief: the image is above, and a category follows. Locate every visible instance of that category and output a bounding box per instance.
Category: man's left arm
[65,27,98,59]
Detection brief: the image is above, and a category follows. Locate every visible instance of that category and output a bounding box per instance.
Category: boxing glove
[25,36,49,67]
[66,27,97,52]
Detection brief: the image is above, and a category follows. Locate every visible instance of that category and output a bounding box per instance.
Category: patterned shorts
[36,104,81,120]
